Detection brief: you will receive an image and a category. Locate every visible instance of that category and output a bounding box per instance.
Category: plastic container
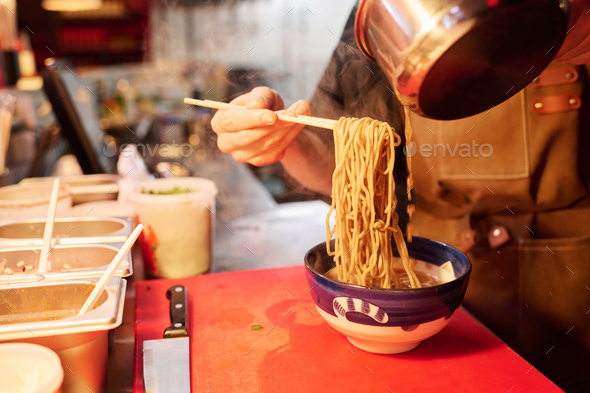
[0,343,64,393]
[0,183,72,219]
[129,177,217,278]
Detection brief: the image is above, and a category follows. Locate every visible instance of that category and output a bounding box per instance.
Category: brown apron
[409,63,590,391]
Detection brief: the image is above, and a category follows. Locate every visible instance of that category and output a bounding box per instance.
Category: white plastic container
[0,183,72,219]
[129,177,217,278]
[0,343,64,393]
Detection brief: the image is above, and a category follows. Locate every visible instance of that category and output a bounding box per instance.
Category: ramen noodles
[326,111,421,289]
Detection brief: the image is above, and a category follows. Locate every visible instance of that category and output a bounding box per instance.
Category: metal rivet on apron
[565,72,574,79]
[534,102,544,109]
[532,77,540,84]
[488,225,511,249]
[460,229,478,253]
[569,97,578,105]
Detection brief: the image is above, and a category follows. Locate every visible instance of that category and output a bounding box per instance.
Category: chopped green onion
[141,187,192,195]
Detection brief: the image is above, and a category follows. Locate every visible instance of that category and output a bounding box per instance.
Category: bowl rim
[304,236,472,292]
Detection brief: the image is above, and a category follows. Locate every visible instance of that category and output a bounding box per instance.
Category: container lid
[19,174,119,187]
[0,183,71,208]
[0,343,64,393]
[129,177,218,205]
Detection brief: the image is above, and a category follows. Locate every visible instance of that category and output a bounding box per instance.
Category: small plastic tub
[0,342,64,393]
[0,183,72,219]
[129,177,218,278]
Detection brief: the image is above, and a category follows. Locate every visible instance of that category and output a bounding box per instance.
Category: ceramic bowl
[304,236,471,354]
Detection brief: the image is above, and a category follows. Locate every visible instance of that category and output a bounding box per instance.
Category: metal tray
[0,216,132,247]
[0,276,126,393]
[0,276,125,339]
[0,242,132,285]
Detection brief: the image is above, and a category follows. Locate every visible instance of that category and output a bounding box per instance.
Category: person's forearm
[281,128,335,196]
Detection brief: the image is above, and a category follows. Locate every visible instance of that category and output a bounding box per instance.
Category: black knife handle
[164,285,189,339]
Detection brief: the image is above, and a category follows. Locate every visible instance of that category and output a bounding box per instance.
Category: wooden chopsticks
[184,98,337,130]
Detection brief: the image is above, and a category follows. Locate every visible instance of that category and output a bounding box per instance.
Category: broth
[326,268,442,288]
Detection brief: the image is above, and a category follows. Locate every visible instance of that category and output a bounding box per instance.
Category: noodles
[326,115,421,289]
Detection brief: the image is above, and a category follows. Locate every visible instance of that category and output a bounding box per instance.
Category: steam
[149,0,356,104]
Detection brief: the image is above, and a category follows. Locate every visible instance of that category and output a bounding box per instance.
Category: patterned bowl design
[304,236,471,354]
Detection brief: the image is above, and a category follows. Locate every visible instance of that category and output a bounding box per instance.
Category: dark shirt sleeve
[310,6,404,132]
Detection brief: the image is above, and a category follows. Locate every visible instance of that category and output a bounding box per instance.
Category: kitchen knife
[143,285,191,393]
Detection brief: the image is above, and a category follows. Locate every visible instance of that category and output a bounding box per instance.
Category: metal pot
[355,0,569,120]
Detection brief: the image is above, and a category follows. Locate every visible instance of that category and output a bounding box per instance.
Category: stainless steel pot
[355,0,569,120]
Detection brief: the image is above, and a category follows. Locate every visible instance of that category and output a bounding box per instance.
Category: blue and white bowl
[304,236,471,354]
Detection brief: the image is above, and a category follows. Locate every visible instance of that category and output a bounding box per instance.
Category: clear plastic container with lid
[129,177,218,278]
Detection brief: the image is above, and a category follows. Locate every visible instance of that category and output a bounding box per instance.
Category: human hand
[211,87,311,166]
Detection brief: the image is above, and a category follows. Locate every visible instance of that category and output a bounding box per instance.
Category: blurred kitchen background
[0,0,356,202]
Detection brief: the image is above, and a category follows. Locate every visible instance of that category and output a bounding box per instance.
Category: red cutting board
[134,265,563,393]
